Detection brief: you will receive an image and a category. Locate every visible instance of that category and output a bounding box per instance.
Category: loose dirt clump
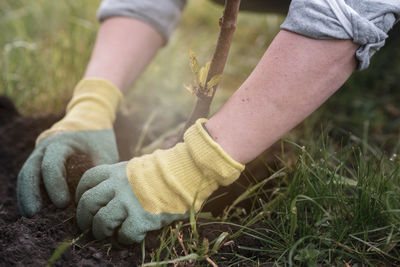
[65,154,93,198]
[0,96,283,265]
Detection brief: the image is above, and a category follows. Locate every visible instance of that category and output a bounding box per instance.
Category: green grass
[0,0,100,113]
[1,0,399,266]
[145,134,399,266]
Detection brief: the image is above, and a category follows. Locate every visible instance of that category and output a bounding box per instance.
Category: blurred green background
[0,0,281,119]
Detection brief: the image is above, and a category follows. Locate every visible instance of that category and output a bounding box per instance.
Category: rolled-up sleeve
[281,0,400,70]
[98,0,187,43]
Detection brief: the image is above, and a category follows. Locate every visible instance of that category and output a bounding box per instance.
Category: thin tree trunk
[176,0,241,143]
[144,0,241,152]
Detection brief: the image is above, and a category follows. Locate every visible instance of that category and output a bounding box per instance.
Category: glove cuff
[36,78,123,144]
[67,78,123,121]
[184,119,245,186]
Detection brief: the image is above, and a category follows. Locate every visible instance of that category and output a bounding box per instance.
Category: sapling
[160,0,241,149]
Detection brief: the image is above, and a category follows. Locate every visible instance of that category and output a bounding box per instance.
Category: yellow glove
[18,78,122,217]
[76,119,245,244]
[37,78,121,142]
[128,118,245,214]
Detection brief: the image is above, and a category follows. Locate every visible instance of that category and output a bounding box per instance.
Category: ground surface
[0,96,274,266]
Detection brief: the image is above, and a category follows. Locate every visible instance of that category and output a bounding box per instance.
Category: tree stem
[177,0,241,143]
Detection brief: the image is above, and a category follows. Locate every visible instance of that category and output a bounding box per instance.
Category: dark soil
[0,96,282,266]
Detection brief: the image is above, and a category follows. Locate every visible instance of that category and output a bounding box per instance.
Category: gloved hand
[17,79,122,217]
[75,119,245,244]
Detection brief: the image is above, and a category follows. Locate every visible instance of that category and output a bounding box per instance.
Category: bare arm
[84,17,164,93]
[206,30,359,164]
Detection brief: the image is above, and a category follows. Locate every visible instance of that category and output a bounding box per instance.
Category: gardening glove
[17,78,122,217]
[75,119,245,244]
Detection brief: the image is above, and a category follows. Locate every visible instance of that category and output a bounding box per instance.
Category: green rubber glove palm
[75,119,245,244]
[17,79,122,217]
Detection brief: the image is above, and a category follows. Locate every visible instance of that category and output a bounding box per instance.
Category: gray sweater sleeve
[98,0,187,43]
[281,0,400,70]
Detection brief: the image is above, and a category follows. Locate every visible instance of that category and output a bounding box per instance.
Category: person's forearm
[206,30,359,164]
[84,17,164,93]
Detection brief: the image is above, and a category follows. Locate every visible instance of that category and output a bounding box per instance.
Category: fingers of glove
[91,150,118,166]
[76,180,115,231]
[17,149,44,217]
[89,131,119,165]
[41,143,74,208]
[75,165,111,203]
[118,218,147,245]
[92,198,127,240]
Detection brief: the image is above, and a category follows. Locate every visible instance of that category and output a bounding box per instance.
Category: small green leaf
[207,74,222,89]
[199,66,208,88]
[189,49,200,75]
[294,247,320,267]
[184,84,195,94]
[204,61,211,74]
[47,241,72,266]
